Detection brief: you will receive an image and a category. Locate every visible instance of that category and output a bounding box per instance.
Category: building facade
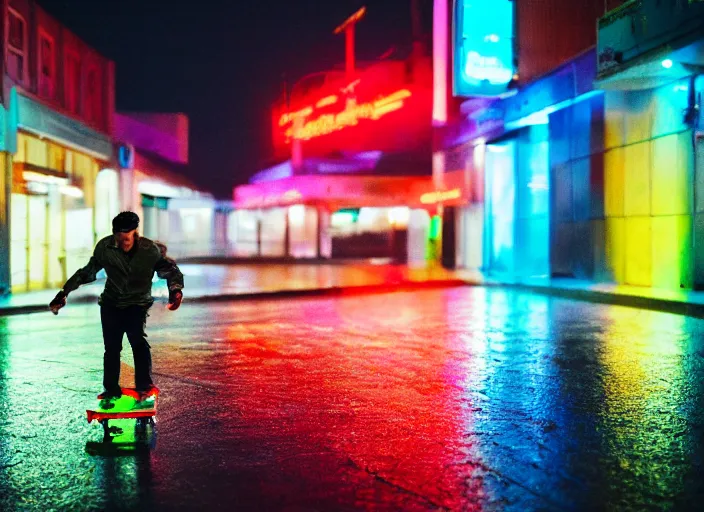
[114,112,220,260]
[433,0,704,293]
[1,0,115,294]
[233,7,440,264]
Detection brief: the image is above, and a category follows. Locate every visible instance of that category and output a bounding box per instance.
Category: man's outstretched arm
[49,247,103,314]
[154,252,184,311]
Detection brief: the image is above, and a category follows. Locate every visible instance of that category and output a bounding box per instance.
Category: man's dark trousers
[100,304,153,395]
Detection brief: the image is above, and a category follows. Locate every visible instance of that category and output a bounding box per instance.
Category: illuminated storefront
[116,145,217,260]
[594,0,704,290]
[8,92,113,293]
[114,113,223,260]
[432,0,520,272]
[432,0,704,292]
[237,7,435,263]
[233,174,437,261]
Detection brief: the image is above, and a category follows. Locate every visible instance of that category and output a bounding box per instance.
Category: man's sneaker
[97,390,122,400]
[98,396,120,410]
[133,396,156,410]
[136,385,159,401]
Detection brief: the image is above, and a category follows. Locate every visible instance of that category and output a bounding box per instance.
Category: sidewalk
[485,275,704,319]
[0,262,470,316]
[4,261,704,319]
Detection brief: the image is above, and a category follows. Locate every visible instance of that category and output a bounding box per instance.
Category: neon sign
[464,51,513,85]
[420,188,462,204]
[454,0,515,97]
[278,89,412,142]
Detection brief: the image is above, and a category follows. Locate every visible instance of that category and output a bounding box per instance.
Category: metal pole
[346,25,355,77]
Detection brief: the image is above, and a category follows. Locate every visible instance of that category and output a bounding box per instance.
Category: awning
[16,93,113,161]
[595,0,704,90]
[233,174,436,210]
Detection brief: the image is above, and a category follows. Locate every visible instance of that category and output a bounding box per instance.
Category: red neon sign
[278,88,412,142]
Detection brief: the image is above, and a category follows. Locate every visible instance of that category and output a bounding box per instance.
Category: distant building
[114,112,220,259]
[233,6,437,263]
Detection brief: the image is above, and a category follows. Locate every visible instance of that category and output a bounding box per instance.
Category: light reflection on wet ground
[1,286,704,510]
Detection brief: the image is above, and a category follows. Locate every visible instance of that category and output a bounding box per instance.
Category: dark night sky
[36,0,426,199]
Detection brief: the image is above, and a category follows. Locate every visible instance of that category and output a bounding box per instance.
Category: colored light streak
[279,107,314,127]
[240,189,303,208]
[288,204,306,225]
[59,185,84,198]
[420,188,462,204]
[527,177,548,191]
[429,215,442,239]
[387,206,410,227]
[22,170,69,185]
[333,6,366,34]
[25,181,49,194]
[281,89,412,141]
[315,95,339,108]
[331,211,356,227]
[432,0,448,125]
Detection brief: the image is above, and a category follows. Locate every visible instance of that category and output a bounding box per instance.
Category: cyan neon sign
[454,0,515,97]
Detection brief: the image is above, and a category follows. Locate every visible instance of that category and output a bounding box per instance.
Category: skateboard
[85,387,159,455]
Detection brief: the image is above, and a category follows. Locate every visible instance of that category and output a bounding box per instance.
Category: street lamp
[334,7,367,78]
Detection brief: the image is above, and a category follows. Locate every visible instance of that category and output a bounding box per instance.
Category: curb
[500,282,704,319]
[176,257,400,266]
[0,279,468,317]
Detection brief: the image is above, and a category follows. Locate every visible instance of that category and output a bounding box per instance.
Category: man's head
[112,211,140,252]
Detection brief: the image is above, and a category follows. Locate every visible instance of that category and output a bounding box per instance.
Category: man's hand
[167,289,183,311]
[49,290,67,315]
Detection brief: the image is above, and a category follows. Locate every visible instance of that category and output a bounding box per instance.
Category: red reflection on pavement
[219,292,485,508]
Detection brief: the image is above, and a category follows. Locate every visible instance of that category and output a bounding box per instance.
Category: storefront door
[10,193,49,292]
[484,140,516,275]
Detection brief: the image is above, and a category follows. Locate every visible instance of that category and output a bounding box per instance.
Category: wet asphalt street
[2,286,704,511]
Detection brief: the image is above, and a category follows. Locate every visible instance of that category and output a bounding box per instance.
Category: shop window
[64,150,74,174]
[65,52,81,115]
[38,31,56,99]
[72,152,92,174]
[141,194,169,209]
[15,133,28,163]
[25,136,48,167]
[47,142,65,171]
[7,9,27,84]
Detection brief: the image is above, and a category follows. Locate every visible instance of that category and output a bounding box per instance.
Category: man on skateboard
[49,211,184,409]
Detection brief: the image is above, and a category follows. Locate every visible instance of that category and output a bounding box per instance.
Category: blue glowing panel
[454,0,515,97]
[485,141,516,274]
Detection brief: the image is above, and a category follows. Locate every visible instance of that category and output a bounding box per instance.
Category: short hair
[112,211,140,233]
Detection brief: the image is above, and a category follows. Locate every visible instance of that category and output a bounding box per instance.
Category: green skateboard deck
[85,387,159,455]
[86,387,158,423]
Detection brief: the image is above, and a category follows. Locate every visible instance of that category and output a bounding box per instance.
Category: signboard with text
[597,0,704,78]
[271,62,432,159]
[453,0,516,97]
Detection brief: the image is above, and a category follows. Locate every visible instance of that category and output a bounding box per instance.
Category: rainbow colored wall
[603,80,693,289]
[550,78,694,290]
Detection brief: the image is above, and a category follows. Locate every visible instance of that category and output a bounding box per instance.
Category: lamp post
[334,7,366,78]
